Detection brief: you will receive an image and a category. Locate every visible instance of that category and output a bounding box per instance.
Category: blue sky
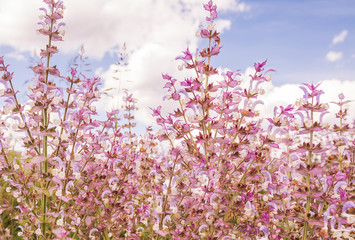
[216,0,355,85]
[0,0,354,125]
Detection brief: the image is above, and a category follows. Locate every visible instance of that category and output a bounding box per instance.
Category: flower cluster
[0,0,354,239]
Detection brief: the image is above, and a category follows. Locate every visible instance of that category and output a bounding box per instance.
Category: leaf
[119,230,127,237]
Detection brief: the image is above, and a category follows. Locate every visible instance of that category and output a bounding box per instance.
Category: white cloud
[0,0,44,51]
[332,30,348,45]
[325,51,343,62]
[234,2,251,12]
[0,0,249,59]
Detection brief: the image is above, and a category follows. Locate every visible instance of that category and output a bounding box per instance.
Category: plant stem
[339,104,343,171]
[303,97,314,240]
[41,7,54,237]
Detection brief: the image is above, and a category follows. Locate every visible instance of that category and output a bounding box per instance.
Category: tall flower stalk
[36,0,65,235]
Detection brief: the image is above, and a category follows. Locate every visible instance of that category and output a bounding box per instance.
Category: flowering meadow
[0,0,354,239]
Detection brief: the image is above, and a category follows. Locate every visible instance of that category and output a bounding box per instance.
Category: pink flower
[176,47,193,62]
[151,106,162,117]
[71,68,77,76]
[254,59,267,72]
[203,0,217,21]
[52,227,71,239]
[1,71,13,82]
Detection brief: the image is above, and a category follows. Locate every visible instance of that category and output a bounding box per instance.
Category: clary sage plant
[0,0,354,239]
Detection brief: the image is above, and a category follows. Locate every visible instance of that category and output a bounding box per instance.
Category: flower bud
[71,68,77,76]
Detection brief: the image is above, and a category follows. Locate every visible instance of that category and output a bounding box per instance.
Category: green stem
[302,221,309,240]
[41,7,54,237]
[303,97,314,240]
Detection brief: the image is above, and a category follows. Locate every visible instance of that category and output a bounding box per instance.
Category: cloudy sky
[0,0,354,128]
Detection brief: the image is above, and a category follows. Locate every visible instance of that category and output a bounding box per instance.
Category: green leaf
[119,230,127,237]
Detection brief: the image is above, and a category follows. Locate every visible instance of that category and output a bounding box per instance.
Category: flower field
[0,0,354,239]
